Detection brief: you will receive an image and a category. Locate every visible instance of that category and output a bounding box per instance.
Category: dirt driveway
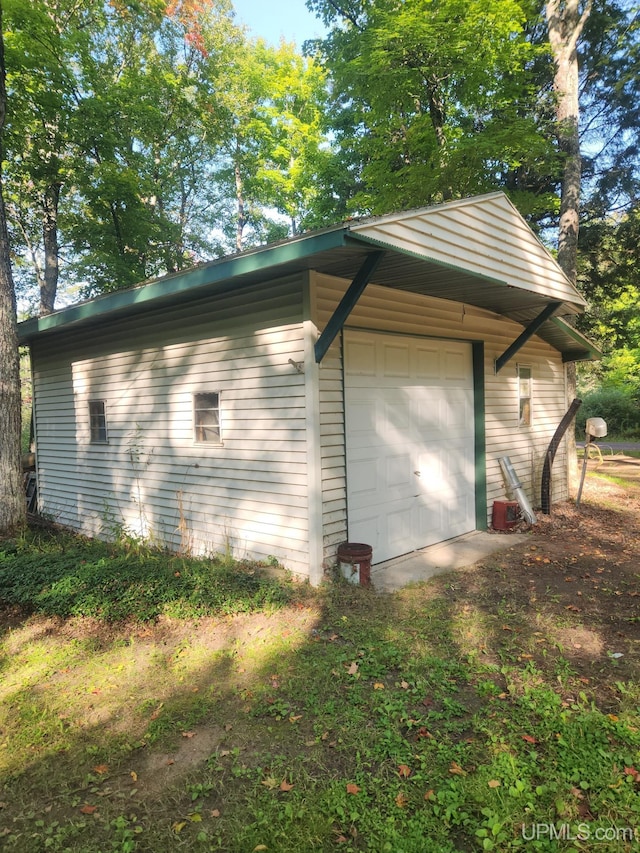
[582,451,640,484]
[427,460,640,709]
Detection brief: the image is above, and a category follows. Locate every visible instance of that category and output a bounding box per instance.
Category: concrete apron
[370,530,531,593]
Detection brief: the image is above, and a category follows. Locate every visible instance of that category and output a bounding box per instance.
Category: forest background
[4,0,640,436]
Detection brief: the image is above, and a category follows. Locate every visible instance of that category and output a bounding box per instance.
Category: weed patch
[0,531,293,621]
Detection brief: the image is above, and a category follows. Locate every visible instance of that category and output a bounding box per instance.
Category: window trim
[88,399,108,444]
[193,391,222,445]
[517,364,532,428]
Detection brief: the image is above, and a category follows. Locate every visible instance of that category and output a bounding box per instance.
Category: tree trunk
[235,152,246,252]
[546,0,591,284]
[0,0,26,533]
[425,74,452,200]
[40,182,60,315]
[545,0,593,495]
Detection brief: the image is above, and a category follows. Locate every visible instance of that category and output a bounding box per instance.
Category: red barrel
[492,500,521,530]
[337,542,373,586]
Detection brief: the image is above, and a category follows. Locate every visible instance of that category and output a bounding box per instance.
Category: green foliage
[0,530,292,620]
[5,0,333,306]
[306,0,558,216]
[210,37,331,250]
[576,387,640,438]
[578,209,640,351]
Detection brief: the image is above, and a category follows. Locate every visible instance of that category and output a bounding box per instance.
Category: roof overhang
[17,193,599,363]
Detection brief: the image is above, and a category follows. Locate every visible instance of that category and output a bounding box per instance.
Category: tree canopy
[3,0,330,309]
[2,0,639,354]
[306,0,561,218]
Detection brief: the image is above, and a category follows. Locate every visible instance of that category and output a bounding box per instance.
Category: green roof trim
[550,317,602,361]
[18,227,347,343]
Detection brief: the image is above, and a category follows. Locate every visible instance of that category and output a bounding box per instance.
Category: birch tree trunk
[545,0,593,494]
[0,0,26,533]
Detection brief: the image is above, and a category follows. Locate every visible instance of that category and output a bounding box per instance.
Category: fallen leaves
[395,792,409,808]
[346,783,360,795]
[449,762,467,776]
[398,764,412,779]
[416,726,433,739]
[347,661,359,676]
[79,804,97,815]
[261,776,294,792]
[624,766,640,784]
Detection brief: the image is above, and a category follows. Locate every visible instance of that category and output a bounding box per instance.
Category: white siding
[32,277,312,576]
[312,273,569,566]
[350,193,587,310]
[319,334,347,566]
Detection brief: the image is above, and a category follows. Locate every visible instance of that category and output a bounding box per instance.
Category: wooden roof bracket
[314,250,386,363]
[494,302,563,374]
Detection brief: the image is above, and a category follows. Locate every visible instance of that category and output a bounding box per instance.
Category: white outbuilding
[18,192,598,583]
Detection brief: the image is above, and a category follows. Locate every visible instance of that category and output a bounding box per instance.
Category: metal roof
[17,192,598,362]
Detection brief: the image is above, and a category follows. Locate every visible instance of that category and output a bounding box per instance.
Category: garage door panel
[348,449,415,506]
[382,342,410,377]
[345,331,476,564]
[384,396,412,433]
[415,447,444,484]
[386,452,414,491]
[348,510,381,552]
[415,500,445,546]
[347,390,414,445]
[348,457,378,500]
[349,502,415,562]
[384,506,414,557]
[413,388,471,423]
[346,401,377,444]
[415,343,442,380]
[442,491,476,539]
[345,339,377,375]
[419,447,470,482]
[443,347,472,382]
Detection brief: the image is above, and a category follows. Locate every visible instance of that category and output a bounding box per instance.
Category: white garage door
[345,330,476,563]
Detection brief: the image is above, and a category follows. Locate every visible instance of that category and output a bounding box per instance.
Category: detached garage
[18,193,597,584]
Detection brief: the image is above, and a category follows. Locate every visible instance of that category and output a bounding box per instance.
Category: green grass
[0,530,292,621]
[1,525,640,851]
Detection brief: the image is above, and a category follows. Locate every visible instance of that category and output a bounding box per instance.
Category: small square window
[194,392,221,444]
[89,400,108,443]
[518,365,532,427]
